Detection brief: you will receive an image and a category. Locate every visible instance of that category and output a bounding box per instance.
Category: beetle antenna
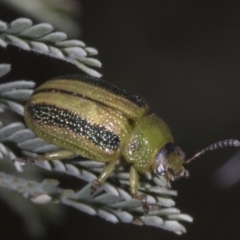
[185,139,240,164]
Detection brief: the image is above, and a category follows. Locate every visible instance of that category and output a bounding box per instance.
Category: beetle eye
[156,163,165,175]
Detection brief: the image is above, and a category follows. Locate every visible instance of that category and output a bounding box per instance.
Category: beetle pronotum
[14,75,240,202]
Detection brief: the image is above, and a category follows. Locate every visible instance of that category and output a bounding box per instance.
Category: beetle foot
[12,157,36,165]
[90,179,101,195]
[142,199,161,214]
[141,198,150,214]
[133,194,161,214]
[132,194,149,214]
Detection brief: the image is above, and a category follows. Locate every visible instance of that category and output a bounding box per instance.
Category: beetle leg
[129,166,148,213]
[129,166,139,196]
[13,150,76,165]
[91,159,117,194]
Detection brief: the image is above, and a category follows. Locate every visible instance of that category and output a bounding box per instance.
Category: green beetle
[15,75,240,198]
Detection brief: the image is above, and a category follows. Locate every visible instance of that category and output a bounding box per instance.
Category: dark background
[1,1,240,239]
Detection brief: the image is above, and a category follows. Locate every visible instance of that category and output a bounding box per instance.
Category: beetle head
[154,139,240,182]
[154,143,189,181]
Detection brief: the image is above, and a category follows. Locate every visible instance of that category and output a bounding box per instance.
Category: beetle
[14,74,240,199]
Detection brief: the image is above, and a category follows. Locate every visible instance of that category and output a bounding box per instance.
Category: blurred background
[0,0,240,239]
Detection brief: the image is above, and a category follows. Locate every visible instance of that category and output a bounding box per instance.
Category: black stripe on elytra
[28,104,120,151]
[34,88,107,108]
[50,74,147,108]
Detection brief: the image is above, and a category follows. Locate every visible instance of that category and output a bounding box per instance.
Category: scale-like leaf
[0,18,102,77]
